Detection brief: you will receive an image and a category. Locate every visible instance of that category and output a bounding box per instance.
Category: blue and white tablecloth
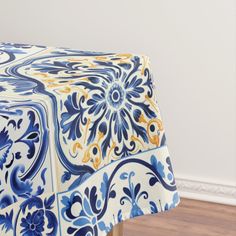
[0,42,179,236]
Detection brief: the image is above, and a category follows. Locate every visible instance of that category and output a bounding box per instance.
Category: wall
[0,0,235,204]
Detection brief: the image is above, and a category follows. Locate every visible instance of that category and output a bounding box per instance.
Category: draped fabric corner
[0,42,179,236]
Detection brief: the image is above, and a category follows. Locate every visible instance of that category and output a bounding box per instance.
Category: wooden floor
[124,198,236,236]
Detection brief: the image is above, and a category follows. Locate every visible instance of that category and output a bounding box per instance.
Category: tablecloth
[0,42,179,236]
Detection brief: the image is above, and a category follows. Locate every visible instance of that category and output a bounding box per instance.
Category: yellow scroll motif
[147,119,163,146]
[106,141,117,164]
[141,56,148,76]
[72,142,82,154]
[82,143,102,170]
[145,95,159,114]
[137,111,164,147]
[82,131,104,169]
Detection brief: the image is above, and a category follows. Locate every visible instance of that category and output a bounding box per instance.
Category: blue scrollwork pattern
[0,193,58,235]
[58,146,179,236]
[0,100,53,210]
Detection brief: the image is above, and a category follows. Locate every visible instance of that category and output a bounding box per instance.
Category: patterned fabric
[0,42,179,235]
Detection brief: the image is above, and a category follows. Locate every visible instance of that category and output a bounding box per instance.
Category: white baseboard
[176,177,236,206]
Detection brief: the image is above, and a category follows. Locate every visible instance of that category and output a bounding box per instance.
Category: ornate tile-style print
[0,43,179,236]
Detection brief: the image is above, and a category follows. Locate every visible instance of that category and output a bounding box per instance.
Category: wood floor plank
[123,198,236,236]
